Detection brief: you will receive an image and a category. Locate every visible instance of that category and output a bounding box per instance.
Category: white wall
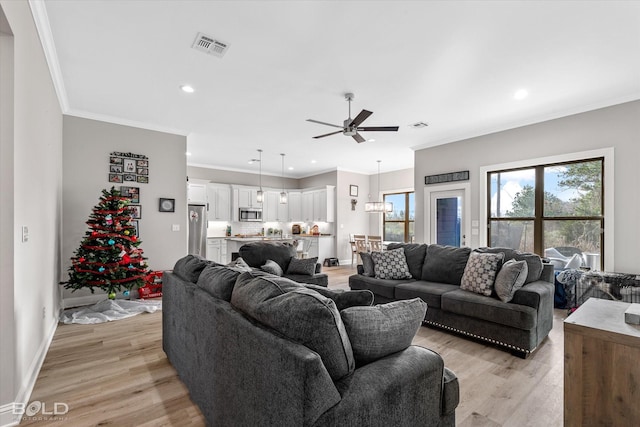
[62,116,187,306]
[414,100,640,274]
[335,170,371,263]
[0,1,63,425]
[367,168,414,236]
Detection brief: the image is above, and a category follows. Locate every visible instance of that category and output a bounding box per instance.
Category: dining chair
[353,235,367,264]
[368,235,383,252]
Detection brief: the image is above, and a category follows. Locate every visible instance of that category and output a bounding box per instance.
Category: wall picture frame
[130,220,139,237]
[350,185,359,197]
[129,204,142,219]
[159,198,175,212]
[120,186,139,203]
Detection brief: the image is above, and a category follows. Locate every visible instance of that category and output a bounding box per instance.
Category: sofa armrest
[511,280,554,347]
[539,263,554,284]
[356,264,364,275]
[313,346,457,426]
[315,262,322,274]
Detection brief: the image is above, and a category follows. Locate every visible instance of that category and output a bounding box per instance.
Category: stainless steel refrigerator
[188,204,207,257]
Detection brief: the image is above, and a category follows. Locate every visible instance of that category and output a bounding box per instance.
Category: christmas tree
[61,187,150,299]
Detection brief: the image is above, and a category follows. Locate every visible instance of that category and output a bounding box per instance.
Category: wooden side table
[564,298,640,426]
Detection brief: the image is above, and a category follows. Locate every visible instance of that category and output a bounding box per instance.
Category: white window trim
[479,147,614,271]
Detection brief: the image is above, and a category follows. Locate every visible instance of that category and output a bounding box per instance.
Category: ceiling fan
[306,93,399,143]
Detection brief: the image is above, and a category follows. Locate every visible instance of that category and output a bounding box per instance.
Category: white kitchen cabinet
[302,191,314,222]
[206,238,228,264]
[187,183,207,204]
[302,186,335,223]
[287,191,302,221]
[299,236,335,264]
[237,187,262,208]
[206,184,231,221]
[264,191,289,222]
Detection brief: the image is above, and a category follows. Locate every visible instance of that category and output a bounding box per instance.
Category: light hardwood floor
[22,266,565,426]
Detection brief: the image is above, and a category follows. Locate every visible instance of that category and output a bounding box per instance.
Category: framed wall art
[109,152,149,184]
[350,185,359,197]
[120,186,140,203]
[159,198,175,212]
[129,205,142,219]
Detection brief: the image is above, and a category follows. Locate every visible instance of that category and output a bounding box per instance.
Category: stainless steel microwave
[239,207,262,222]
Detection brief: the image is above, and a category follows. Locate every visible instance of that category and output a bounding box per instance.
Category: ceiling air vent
[409,121,429,129]
[191,32,230,58]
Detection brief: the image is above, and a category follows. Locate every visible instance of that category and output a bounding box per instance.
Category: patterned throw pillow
[371,248,413,280]
[460,252,504,296]
[494,259,528,303]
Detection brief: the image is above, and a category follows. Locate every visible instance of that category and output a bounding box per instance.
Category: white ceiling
[36,1,640,178]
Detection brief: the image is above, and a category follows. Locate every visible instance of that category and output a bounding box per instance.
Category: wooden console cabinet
[564,298,640,426]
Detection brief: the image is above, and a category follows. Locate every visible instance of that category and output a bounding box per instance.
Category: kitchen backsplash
[207,221,333,237]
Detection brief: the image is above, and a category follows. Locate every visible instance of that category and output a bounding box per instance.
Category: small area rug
[60,299,162,325]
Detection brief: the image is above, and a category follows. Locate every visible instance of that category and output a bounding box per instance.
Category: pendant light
[256,149,264,203]
[365,160,393,213]
[279,153,288,204]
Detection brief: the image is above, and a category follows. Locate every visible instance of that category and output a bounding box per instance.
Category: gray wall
[62,116,187,306]
[0,1,63,424]
[188,165,299,189]
[414,100,640,274]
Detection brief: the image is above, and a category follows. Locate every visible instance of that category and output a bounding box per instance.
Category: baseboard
[62,289,139,309]
[0,314,58,427]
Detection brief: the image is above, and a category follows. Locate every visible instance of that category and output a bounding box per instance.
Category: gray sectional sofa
[349,244,555,357]
[163,254,459,426]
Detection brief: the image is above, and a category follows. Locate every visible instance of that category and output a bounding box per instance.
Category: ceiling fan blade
[306,119,344,129]
[313,130,343,139]
[349,110,373,127]
[357,126,399,132]
[352,133,366,143]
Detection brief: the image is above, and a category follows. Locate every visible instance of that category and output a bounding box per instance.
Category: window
[488,158,604,270]
[383,192,415,242]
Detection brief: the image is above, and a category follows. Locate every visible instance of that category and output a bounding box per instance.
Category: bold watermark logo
[15,400,69,421]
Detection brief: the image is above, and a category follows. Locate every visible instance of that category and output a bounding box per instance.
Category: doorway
[424,183,470,247]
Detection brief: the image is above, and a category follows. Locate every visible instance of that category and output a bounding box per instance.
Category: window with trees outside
[383,192,415,243]
[488,158,604,270]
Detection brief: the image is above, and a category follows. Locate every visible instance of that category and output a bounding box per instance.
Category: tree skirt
[60,299,162,324]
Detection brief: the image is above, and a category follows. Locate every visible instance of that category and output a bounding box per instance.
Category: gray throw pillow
[494,259,529,303]
[196,265,242,301]
[172,254,217,283]
[475,247,543,284]
[460,252,504,296]
[386,243,428,279]
[359,252,375,277]
[305,284,374,311]
[371,248,412,280]
[340,298,427,365]
[231,275,355,381]
[286,256,318,276]
[261,259,283,276]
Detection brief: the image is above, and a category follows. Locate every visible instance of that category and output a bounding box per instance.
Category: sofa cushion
[359,252,375,277]
[340,298,427,365]
[421,245,471,285]
[197,262,251,301]
[494,259,529,303]
[460,252,504,296]
[231,274,355,381]
[305,284,374,311]
[475,247,543,284]
[261,259,283,276]
[395,281,460,309]
[372,248,412,280]
[239,241,297,272]
[349,274,413,299]
[441,289,537,330]
[173,254,217,283]
[386,243,428,280]
[286,256,318,276]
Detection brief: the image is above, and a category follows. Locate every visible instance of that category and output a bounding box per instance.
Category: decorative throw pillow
[359,252,375,277]
[371,248,413,280]
[172,254,217,283]
[261,259,283,276]
[494,259,529,303]
[286,256,318,276]
[340,298,427,365]
[460,252,504,296]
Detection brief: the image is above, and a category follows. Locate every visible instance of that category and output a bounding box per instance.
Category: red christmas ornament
[78,257,86,263]
[91,231,98,237]
[131,236,137,242]
[122,254,131,263]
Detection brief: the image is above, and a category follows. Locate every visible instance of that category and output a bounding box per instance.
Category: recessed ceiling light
[288,166,294,170]
[186,151,192,156]
[310,160,317,164]
[367,138,375,142]
[180,85,195,93]
[514,89,528,100]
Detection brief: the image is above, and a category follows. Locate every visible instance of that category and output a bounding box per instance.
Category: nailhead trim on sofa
[424,320,534,354]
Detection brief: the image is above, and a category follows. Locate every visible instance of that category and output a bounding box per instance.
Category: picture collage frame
[109,152,149,184]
